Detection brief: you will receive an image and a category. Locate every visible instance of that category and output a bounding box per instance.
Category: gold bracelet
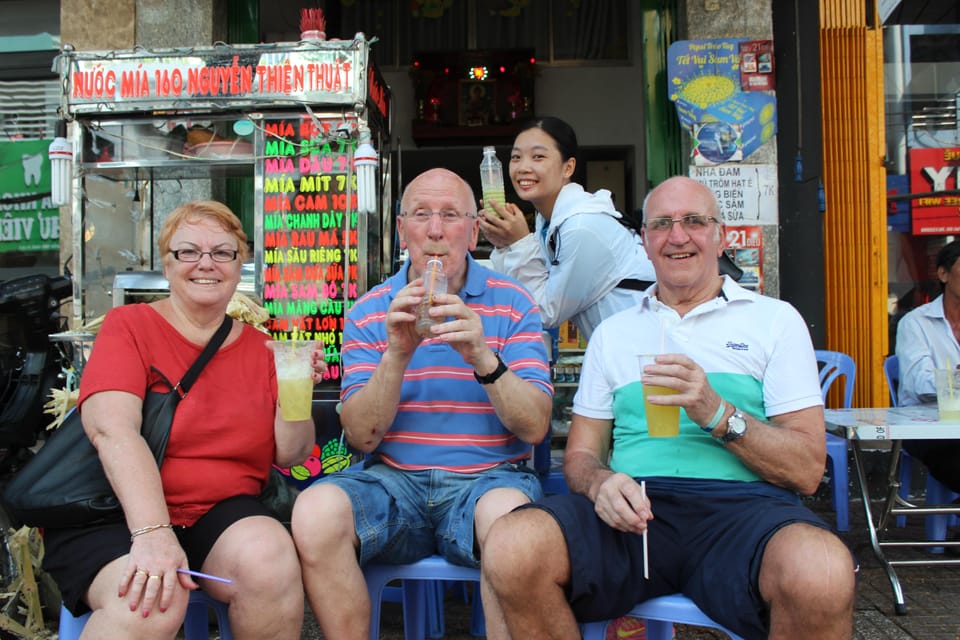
[130,523,173,541]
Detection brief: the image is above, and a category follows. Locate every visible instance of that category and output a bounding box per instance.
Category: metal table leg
[851,441,908,615]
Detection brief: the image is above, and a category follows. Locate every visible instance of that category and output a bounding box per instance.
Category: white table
[825,406,960,614]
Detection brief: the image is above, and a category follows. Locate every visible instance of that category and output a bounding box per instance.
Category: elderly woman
[42,200,323,639]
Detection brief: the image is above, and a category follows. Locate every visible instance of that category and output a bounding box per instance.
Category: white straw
[641,480,649,580]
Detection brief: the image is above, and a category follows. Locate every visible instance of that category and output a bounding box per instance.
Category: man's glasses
[402,209,477,224]
[643,214,719,233]
[170,249,239,263]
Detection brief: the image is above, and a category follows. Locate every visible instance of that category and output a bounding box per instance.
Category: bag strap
[615,279,653,291]
[175,315,233,396]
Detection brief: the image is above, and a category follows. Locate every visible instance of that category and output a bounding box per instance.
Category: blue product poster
[667,39,777,163]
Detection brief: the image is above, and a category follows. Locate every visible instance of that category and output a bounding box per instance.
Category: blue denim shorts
[521,477,846,640]
[315,459,543,567]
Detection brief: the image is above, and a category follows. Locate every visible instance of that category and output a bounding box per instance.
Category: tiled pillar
[60,0,225,51]
[60,0,135,51]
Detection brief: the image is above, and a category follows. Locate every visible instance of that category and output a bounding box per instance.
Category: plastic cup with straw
[935,358,960,420]
[415,257,447,337]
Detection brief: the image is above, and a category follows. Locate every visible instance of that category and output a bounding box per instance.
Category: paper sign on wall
[689,164,778,226]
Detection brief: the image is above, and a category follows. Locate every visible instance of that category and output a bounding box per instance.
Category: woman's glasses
[170,249,239,262]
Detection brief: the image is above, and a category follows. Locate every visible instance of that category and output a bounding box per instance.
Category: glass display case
[72,114,259,323]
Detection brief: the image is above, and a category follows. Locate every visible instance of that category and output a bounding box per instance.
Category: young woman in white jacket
[480,117,655,340]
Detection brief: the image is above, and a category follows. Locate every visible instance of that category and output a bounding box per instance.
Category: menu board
[260,115,361,384]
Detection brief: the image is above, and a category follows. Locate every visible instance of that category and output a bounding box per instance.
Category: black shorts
[43,495,274,616]
[521,477,842,640]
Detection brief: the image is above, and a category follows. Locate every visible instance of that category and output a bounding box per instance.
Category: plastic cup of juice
[935,368,960,421]
[267,340,316,421]
[639,354,680,437]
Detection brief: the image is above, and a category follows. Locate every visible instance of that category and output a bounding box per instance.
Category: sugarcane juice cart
[55,35,392,484]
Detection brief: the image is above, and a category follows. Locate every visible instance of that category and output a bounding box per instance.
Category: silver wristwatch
[719,409,747,444]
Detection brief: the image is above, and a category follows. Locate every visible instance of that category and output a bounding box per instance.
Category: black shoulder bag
[1,315,232,529]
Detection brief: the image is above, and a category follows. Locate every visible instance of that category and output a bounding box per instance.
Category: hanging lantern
[354,132,378,214]
[48,124,73,207]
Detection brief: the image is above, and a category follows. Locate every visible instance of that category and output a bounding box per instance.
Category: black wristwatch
[474,353,509,385]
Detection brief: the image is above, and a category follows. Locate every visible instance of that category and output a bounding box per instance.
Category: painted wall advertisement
[690,164,776,293]
[0,139,60,253]
[909,146,960,235]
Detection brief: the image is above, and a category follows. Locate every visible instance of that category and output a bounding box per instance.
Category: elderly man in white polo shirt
[482,176,856,640]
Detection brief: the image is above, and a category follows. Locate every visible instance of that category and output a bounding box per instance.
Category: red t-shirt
[78,304,278,526]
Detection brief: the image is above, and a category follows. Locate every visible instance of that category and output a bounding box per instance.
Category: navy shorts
[522,477,842,640]
[43,494,274,616]
[313,459,543,567]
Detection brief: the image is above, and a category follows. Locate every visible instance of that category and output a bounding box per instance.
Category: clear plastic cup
[415,258,447,337]
[935,368,960,421]
[639,354,680,437]
[267,340,316,421]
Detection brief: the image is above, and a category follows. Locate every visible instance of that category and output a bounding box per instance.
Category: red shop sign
[909,147,960,236]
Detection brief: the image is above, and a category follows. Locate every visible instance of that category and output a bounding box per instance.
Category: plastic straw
[949,359,954,399]
[428,258,440,299]
[641,480,649,580]
[177,568,232,584]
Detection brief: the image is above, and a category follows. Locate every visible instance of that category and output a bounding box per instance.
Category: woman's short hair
[518,116,579,163]
[158,200,249,261]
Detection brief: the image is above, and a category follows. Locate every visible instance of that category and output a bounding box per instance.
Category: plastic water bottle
[480,146,505,215]
[415,257,447,337]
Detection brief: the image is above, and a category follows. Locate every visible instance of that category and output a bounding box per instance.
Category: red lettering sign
[909,147,960,235]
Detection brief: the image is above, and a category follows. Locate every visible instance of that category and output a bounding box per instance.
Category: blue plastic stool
[897,450,960,552]
[57,603,88,639]
[815,350,857,533]
[825,432,850,532]
[540,455,569,495]
[364,554,485,640]
[348,458,485,639]
[183,589,233,640]
[58,590,232,640]
[580,593,743,640]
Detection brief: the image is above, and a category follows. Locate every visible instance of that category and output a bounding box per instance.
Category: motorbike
[0,273,73,476]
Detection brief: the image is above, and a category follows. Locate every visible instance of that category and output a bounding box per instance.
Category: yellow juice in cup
[935,368,960,421]
[643,384,680,437]
[268,340,316,421]
[277,376,314,421]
